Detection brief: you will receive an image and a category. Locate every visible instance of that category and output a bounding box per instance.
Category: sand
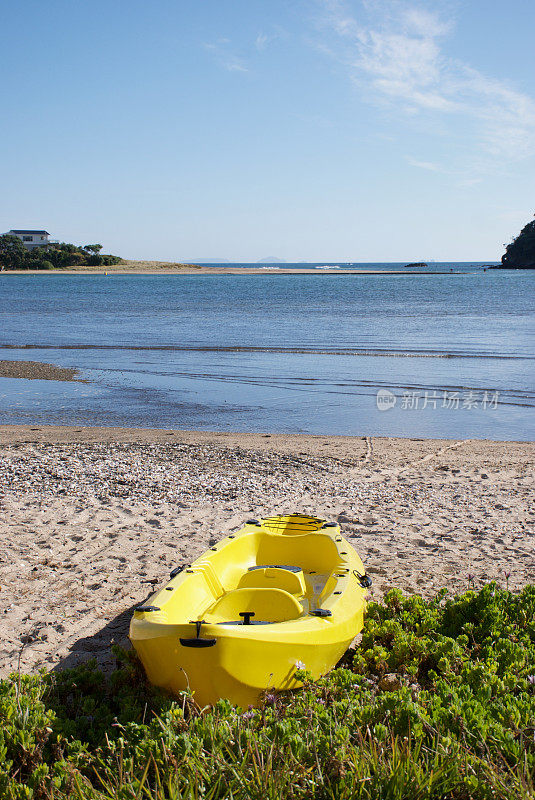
[0,425,532,677]
[0,360,80,381]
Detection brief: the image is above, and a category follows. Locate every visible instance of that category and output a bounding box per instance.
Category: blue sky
[1,0,534,262]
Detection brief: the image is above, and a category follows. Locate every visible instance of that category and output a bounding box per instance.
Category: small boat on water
[130,514,371,707]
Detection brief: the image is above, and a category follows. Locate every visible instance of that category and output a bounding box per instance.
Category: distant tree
[40,244,68,269]
[0,234,28,269]
[501,214,535,268]
[25,248,50,269]
[43,243,88,269]
[86,254,123,266]
[0,236,121,270]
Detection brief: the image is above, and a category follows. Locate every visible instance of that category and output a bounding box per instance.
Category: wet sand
[0,425,532,676]
[0,360,80,381]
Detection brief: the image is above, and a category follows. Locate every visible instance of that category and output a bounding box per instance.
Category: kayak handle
[353,570,373,588]
[180,620,216,648]
[310,608,332,617]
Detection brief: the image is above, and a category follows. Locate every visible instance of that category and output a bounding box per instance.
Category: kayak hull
[130,514,369,707]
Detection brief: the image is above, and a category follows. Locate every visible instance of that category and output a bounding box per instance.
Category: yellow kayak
[129,514,371,708]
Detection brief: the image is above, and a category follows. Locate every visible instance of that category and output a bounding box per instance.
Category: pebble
[0,442,419,509]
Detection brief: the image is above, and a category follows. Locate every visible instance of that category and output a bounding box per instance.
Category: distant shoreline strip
[0,268,480,276]
[0,344,532,360]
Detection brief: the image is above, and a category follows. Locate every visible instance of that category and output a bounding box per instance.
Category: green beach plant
[0,583,533,798]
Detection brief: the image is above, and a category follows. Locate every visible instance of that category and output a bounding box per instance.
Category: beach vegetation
[0,235,122,271]
[1,582,533,798]
[0,234,28,270]
[86,254,124,267]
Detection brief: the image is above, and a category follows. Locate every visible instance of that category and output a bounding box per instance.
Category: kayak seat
[256,533,340,574]
[238,566,306,596]
[204,587,303,623]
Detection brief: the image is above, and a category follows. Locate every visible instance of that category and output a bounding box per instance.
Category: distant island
[0,233,122,270]
[257,257,287,263]
[496,215,535,269]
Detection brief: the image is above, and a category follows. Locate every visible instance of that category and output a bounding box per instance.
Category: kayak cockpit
[204,585,303,624]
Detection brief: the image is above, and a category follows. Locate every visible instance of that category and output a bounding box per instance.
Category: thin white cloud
[255,33,269,51]
[254,26,288,52]
[317,1,535,167]
[406,157,444,172]
[205,27,288,71]
[204,40,249,73]
[225,60,249,73]
[406,157,483,187]
[457,177,482,188]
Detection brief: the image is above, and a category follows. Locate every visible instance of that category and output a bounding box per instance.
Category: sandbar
[0,360,80,382]
[0,260,475,276]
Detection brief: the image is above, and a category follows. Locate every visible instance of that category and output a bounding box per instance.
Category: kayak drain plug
[239,611,255,625]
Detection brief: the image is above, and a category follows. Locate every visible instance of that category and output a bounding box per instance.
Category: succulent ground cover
[1,583,534,799]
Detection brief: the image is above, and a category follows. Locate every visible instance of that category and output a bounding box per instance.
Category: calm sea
[0,265,533,440]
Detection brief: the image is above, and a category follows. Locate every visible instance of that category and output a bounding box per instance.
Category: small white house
[6,229,55,250]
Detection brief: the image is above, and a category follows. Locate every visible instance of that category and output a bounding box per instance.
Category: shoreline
[0,269,471,275]
[0,261,478,276]
[0,423,532,449]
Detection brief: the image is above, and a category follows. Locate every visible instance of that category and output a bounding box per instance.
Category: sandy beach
[0,425,532,678]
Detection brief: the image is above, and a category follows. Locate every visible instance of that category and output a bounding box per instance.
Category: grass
[1,582,534,799]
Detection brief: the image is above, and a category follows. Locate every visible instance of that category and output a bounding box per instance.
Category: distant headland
[494,215,535,269]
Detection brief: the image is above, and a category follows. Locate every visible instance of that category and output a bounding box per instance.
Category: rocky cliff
[500,216,535,268]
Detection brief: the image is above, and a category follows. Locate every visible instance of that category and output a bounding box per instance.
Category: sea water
[0,267,533,440]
